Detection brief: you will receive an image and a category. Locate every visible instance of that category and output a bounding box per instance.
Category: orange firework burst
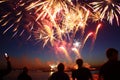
[0,0,105,61]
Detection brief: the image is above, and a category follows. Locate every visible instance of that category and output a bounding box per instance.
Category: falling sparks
[59,45,72,62]
[72,47,81,58]
[82,32,93,49]
[94,23,102,40]
[90,23,102,52]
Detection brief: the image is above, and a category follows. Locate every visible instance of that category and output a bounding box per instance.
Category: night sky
[0,0,120,68]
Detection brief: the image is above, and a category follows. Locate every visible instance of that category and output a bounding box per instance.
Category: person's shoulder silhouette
[72,58,93,80]
[17,67,32,80]
[49,63,70,80]
[99,48,120,80]
[0,54,12,80]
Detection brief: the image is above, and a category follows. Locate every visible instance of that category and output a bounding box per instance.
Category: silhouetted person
[17,67,32,80]
[72,58,93,80]
[0,54,12,80]
[49,63,70,80]
[98,48,120,80]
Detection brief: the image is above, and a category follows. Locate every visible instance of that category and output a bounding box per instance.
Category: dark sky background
[0,0,120,68]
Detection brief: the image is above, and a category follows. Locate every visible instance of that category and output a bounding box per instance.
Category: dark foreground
[3,70,99,80]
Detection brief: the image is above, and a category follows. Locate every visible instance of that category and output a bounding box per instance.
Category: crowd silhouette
[0,48,120,80]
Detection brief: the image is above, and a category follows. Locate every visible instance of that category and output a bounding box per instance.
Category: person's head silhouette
[57,63,64,72]
[76,58,83,68]
[106,48,119,61]
[22,67,28,73]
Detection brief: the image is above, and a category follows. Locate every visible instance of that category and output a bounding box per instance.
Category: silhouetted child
[98,48,120,80]
[17,67,32,80]
[0,54,12,80]
[72,58,93,80]
[49,63,70,80]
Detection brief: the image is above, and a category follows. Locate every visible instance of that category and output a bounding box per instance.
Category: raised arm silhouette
[0,55,12,80]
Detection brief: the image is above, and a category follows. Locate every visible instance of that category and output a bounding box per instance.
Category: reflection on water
[4,70,98,80]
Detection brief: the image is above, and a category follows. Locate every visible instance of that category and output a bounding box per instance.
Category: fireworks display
[0,0,119,61]
[90,0,120,26]
[0,0,37,40]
